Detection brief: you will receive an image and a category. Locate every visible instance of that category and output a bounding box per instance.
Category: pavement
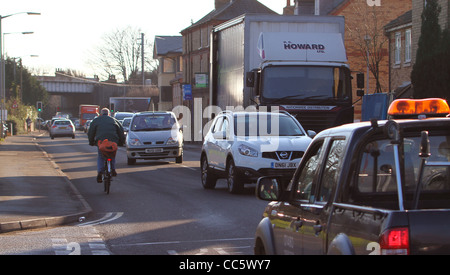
[0,132,92,233]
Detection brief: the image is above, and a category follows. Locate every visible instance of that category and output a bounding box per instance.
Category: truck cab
[255,98,450,255]
[246,32,354,133]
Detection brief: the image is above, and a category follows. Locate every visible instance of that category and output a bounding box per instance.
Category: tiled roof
[384,10,412,31]
[154,36,183,56]
[181,0,276,32]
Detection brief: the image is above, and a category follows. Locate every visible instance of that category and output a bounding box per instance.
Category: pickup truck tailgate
[408,210,450,254]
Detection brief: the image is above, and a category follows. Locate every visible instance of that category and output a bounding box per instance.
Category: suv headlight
[238,144,258,157]
[128,138,143,146]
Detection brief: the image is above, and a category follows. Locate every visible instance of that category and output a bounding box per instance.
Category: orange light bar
[388,98,450,117]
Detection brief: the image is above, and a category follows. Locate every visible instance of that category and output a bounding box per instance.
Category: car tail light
[52,125,57,128]
[379,227,409,255]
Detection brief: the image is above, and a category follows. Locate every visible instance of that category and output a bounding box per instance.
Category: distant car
[126,111,183,165]
[84,120,92,133]
[200,111,315,194]
[121,117,132,138]
[50,119,75,139]
[73,119,82,131]
[114,112,134,121]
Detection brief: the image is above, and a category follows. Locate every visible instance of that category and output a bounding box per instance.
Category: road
[0,131,269,255]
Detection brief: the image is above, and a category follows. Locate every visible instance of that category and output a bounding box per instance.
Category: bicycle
[102,155,113,194]
[98,140,118,195]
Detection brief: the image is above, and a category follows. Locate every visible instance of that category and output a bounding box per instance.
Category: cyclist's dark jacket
[88,115,125,147]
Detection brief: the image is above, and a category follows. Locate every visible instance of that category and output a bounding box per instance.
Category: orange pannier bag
[98,139,118,158]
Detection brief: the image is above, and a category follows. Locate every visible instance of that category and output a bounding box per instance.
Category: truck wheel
[127,157,136,165]
[227,159,243,194]
[201,156,217,189]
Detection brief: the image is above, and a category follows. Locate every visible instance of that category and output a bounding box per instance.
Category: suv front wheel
[201,155,217,189]
[227,158,244,194]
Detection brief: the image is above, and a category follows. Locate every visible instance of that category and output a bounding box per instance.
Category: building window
[163,58,175,73]
[394,32,401,65]
[405,29,411,63]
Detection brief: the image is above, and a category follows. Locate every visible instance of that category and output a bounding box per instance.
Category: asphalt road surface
[0,131,269,255]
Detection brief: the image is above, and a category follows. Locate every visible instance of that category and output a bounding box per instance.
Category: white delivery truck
[210,14,357,133]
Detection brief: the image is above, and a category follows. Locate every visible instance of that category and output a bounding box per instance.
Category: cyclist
[88,108,125,183]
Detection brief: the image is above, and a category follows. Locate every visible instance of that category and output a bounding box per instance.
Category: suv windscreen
[131,114,176,131]
[233,114,304,137]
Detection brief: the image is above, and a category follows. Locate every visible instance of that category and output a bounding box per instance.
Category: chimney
[283,0,295,15]
[215,0,230,9]
[295,0,320,15]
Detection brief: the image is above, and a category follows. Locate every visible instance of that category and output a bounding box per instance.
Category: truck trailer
[109,97,151,113]
[210,14,354,133]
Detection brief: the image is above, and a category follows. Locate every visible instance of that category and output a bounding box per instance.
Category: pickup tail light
[380,227,409,255]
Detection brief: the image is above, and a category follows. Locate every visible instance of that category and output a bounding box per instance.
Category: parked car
[50,119,75,139]
[126,111,183,165]
[201,110,315,194]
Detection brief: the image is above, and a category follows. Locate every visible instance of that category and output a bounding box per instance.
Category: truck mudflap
[408,210,450,254]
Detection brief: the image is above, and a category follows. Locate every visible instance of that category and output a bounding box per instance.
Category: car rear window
[55,121,71,125]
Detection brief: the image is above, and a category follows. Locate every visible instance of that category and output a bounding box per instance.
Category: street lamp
[0,11,40,138]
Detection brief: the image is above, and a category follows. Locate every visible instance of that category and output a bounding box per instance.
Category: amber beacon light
[388,98,450,118]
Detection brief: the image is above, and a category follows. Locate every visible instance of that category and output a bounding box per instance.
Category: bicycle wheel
[103,159,112,195]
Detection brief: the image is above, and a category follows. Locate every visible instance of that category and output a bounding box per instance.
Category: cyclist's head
[101,108,110,116]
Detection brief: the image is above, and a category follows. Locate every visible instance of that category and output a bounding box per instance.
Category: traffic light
[110,103,115,113]
[36,101,43,112]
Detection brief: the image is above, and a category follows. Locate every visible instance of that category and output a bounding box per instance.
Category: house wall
[330,0,412,119]
[387,27,413,91]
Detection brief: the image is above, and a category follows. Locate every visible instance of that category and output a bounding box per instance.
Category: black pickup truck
[254,98,450,255]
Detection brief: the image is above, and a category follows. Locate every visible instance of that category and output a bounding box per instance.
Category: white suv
[201,111,315,194]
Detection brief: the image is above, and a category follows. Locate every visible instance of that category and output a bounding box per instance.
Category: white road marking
[78,212,123,227]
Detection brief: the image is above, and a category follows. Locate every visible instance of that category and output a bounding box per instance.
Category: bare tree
[347,2,389,94]
[89,26,156,83]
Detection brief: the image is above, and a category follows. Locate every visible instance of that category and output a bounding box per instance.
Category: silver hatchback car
[50,119,75,139]
[126,112,183,165]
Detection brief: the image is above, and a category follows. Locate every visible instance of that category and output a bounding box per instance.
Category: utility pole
[141,33,145,86]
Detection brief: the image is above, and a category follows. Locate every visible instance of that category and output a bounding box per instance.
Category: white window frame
[394,32,402,65]
[405,29,411,63]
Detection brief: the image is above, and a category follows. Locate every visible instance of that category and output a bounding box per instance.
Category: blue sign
[183,84,193,101]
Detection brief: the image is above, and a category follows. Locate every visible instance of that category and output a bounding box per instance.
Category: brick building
[384,0,450,99]
[178,0,276,112]
[384,10,413,98]
[153,36,183,111]
[175,0,276,140]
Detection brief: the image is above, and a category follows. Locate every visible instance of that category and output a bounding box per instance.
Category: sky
[1,0,286,78]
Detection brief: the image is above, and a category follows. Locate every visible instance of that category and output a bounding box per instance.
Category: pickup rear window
[354,135,450,209]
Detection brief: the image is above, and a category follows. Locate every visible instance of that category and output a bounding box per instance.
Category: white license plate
[271,162,297,169]
[145,148,163,153]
